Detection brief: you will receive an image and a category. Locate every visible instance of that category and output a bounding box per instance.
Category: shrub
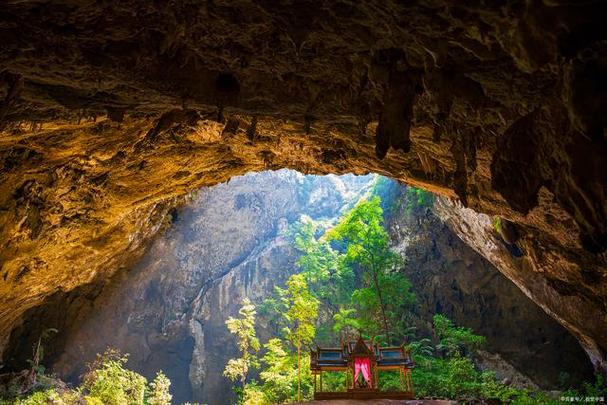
[561,374,607,403]
[81,349,147,405]
[148,371,172,405]
[377,371,401,391]
[433,314,485,357]
[2,349,174,405]
[404,187,434,215]
[492,216,502,235]
[17,389,61,405]
[240,381,270,405]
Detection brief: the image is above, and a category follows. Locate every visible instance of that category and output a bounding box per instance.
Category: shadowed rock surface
[379,182,594,389]
[0,0,605,381]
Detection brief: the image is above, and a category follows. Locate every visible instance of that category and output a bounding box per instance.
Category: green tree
[326,196,414,342]
[332,308,361,340]
[259,338,298,403]
[404,186,434,216]
[241,382,268,405]
[224,298,261,389]
[148,371,172,405]
[293,219,351,307]
[291,219,353,344]
[432,314,485,357]
[278,274,319,402]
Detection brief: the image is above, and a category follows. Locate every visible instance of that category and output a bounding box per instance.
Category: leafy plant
[325,196,414,343]
[3,348,174,405]
[332,308,361,339]
[148,371,172,405]
[320,371,347,393]
[258,338,297,403]
[257,338,313,403]
[433,314,485,357]
[241,382,268,405]
[25,328,58,378]
[561,374,607,403]
[403,187,434,216]
[278,274,318,402]
[492,216,503,235]
[16,389,61,405]
[81,349,147,405]
[224,298,260,388]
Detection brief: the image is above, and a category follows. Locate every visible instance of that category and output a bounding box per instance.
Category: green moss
[492,216,503,235]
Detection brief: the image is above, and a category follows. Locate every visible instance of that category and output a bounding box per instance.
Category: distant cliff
[377,180,593,389]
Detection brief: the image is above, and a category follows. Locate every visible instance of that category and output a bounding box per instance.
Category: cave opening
[1,169,596,404]
[2,1,607,402]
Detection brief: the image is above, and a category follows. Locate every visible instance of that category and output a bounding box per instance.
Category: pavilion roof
[351,336,374,356]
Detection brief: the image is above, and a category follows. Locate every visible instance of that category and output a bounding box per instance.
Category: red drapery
[354,357,372,387]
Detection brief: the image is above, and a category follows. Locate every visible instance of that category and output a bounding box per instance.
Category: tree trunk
[241,352,247,388]
[366,250,391,341]
[370,263,390,340]
[298,337,301,402]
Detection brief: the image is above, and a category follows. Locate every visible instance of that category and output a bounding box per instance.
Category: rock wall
[379,182,594,388]
[433,197,607,379]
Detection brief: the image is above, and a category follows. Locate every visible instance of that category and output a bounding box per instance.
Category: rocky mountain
[2,171,594,404]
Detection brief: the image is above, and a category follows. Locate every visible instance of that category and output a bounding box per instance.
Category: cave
[0,1,606,404]
[0,171,597,403]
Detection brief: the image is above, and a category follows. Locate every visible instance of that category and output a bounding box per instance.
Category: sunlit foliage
[279,274,319,350]
[148,371,172,405]
[298,196,415,343]
[432,314,486,357]
[224,298,260,387]
[81,349,147,405]
[5,348,173,405]
[257,338,313,403]
[218,185,606,404]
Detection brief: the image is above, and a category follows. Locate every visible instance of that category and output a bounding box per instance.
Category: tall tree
[292,218,353,343]
[259,338,298,403]
[293,219,350,304]
[326,196,414,342]
[224,298,260,390]
[290,196,416,344]
[279,274,319,402]
[326,196,394,337]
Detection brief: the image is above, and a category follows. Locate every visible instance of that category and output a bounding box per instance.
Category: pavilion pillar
[374,364,378,389]
[320,371,323,392]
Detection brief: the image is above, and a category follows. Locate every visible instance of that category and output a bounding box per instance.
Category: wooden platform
[314,390,414,400]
